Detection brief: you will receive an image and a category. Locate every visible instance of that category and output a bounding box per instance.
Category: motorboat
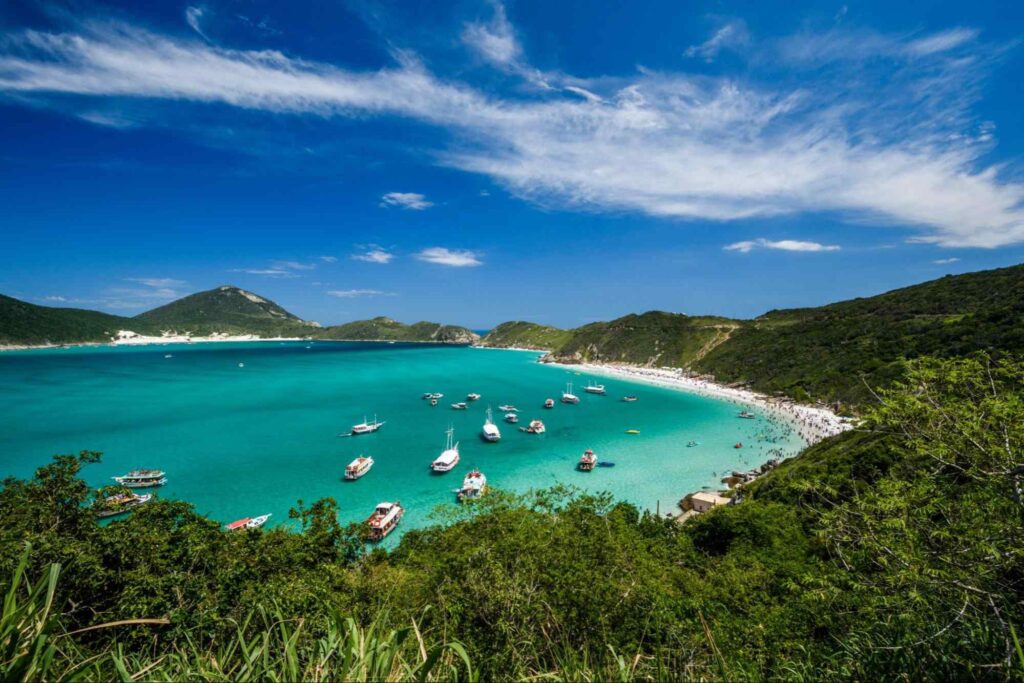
[543,398,555,409]
[344,455,374,480]
[625,429,640,435]
[737,410,756,419]
[622,396,638,402]
[498,404,518,412]
[578,449,597,471]
[734,442,743,449]
[561,383,580,404]
[366,501,404,541]
[456,469,487,501]
[687,440,698,447]
[521,419,545,434]
[467,393,481,401]
[451,402,468,410]
[482,408,501,442]
[112,469,167,488]
[225,513,272,531]
[504,412,519,424]
[431,427,460,472]
[351,415,385,435]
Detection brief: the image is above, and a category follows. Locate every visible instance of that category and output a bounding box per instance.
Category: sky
[1,0,1023,328]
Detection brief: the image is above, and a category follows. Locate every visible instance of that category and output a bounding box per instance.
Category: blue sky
[1,0,1023,328]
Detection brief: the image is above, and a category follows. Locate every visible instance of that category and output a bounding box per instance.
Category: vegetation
[316,317,479,344]
[134,285,315,337]
[0,295,137,346]
[477,321,574,350]
[2,354,1022,681]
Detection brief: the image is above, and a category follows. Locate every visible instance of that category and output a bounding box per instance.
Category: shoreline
[0,334,308,352]
[544,360,853,447]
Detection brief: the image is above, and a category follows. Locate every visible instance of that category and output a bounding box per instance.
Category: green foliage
[478,321,575,350]
[315,317,479,344]
[134,285,314,337]
[0,295,136,345]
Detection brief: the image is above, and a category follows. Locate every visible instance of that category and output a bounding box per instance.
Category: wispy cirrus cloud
[271,260,316,270]
[462,2,520,66]
[326,289,395,298]
[230,268,299,278]
[380,192,433,210]
[1,17,1021,247]
[685,21,750,62]
[724,239,840,253]
[319,256,338,263]
[351,246,395,264]
[932,257,961,264]
[415,247,483,267]
[125,277,187,288]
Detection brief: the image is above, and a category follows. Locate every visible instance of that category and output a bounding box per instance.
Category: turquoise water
[0,342,805,542]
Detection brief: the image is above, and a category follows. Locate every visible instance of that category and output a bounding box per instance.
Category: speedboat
[578,448,597,471]
[431,427,460,472]
[345,455,374,480]
[467,393,481,401]
[366,501,404,541]
[625,429,640,435]
[456,469,488,501]
[164,354,173,359]
[427,392,444,400]
[504,412,518,424]
[351,415,385,435]
[482,407,501,442]
[498,404,518,412]
[430,399,438,406]
[687,440,698,447]
[451,402,468,410]
[561,383,580,404]
[95,492,152,518]
[224,513,271,531]
[112,469,167,488]
[622,396,638,402]
[737,411,756,419]
[543,398,555,409]
[584,382,606,395]
[521,419,545,434]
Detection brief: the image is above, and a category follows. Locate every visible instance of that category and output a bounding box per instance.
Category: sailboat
[351,415,385,435]
[431,426,460,473]
[482,407,501,442]
[583,381,606,395]
[561,382,580,404]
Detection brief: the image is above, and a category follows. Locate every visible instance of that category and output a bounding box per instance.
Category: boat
[561,382,580,404]
[422,392,433,399]
[344,455,375,480]
[112,469,167,488]
[351,415,385,435]
[584,382,606,395]
[498,404,518,412]
[578,448,597,471]
[467,393,481,401]
[164,354,173,359]
[430,399,438,406]
[451,402,468,410]
[737,410,756,419]
[481,407,501,442]
[456,469,488,501]
[520,419,545,434]
[238,362,245,368]
[543,398,555,409]
[597,461,616,468]
[504,412,519,424]
[625,429,640,435]
[622,396,638,402]
[366,501,404,541]
[426,392,444,400]
[734,442,743,449]
[687,440,698,447]
[226,513,272,531]
[431,427,460,472]
[95,492,152,519]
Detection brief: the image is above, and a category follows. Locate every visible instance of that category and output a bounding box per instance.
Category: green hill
[316,317,479,344]
[477,321,574,349]
[694,264,1024,405]
[133,285,314,337]
[0,294,138,346]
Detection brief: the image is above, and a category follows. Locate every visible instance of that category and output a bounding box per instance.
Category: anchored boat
[345,455,375,480]
[451,402,468,410]
[456,469,488,501]
[521,419,545,434]
[225,513,271,531]
[584,382,606,395]
[95,492,151,519]
[578,448,597,471]
[482,407,501,442]
[351,415,385,435]
[366,501,404,541]
[561,382,580,404]
[498,404,518,412]
[112,469,167,488]
[431,427,460,472]
[504,412,519,424]
[467,393,481,401]
[543,398,555,409]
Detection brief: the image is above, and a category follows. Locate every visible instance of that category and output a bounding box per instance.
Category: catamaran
[344,455,375,480]
[351,415,385,435]
[431,426,460,472]
[456,469,488,501]
[95,492,152,518]
[561,382,580,404]
[112,469,167,488]
[482,407,501,442]
[584,382,606,395]
[225,513,272,531]
[366,501,404,541]
[578,449,597,471]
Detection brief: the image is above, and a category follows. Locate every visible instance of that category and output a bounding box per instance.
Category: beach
[0,332,308,352]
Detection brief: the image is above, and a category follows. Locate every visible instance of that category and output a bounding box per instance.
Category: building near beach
[690,491,731,513]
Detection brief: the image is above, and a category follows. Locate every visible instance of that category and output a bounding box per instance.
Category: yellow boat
[625,429,640,434]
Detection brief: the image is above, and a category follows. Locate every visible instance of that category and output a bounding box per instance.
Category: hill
[133,285,315,337]
[0,294,139,346]
[476,321,574,350]
[316,317,479,344]
[693,264,1024,405]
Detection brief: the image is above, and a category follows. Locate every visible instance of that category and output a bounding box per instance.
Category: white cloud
[230,268,299,278]
[685,22,750,62]
[125,277,187,288]
[462,3,520,66]
[380,192,433,210]
[43,295,67,302]
[724,239,841,253]
[351,246,394,264]
[319,255,338,262]
[271,260,316,270]
[185,7,210,42]
[932,257,961,264]
[326,289,395,298]
[1,19,1021,247]
[415,247,483,267]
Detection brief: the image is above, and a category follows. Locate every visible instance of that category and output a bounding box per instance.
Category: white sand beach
[0,331,307,352]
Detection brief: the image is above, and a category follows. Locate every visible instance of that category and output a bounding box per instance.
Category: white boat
[543,398,555,409]
[431,427,460,472]
[344,455,375,480]
[737,410,756,419]
[164,354,173,359]
[456,469,487,501]
[482,407,501,442]
[247,513,271,529]
[578,449,597,471]
[238,362,245,368]
[366,501,404,541]
[584,382,606,395]
[561,383,580,404]
[428,392,444,400]
[467,393,481,401]
[521,419,545,434]
[112,469,167,488]
[504,412,519,424]
[498,404,518,412]
[451,402,468,410]
[351,415,385,435]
